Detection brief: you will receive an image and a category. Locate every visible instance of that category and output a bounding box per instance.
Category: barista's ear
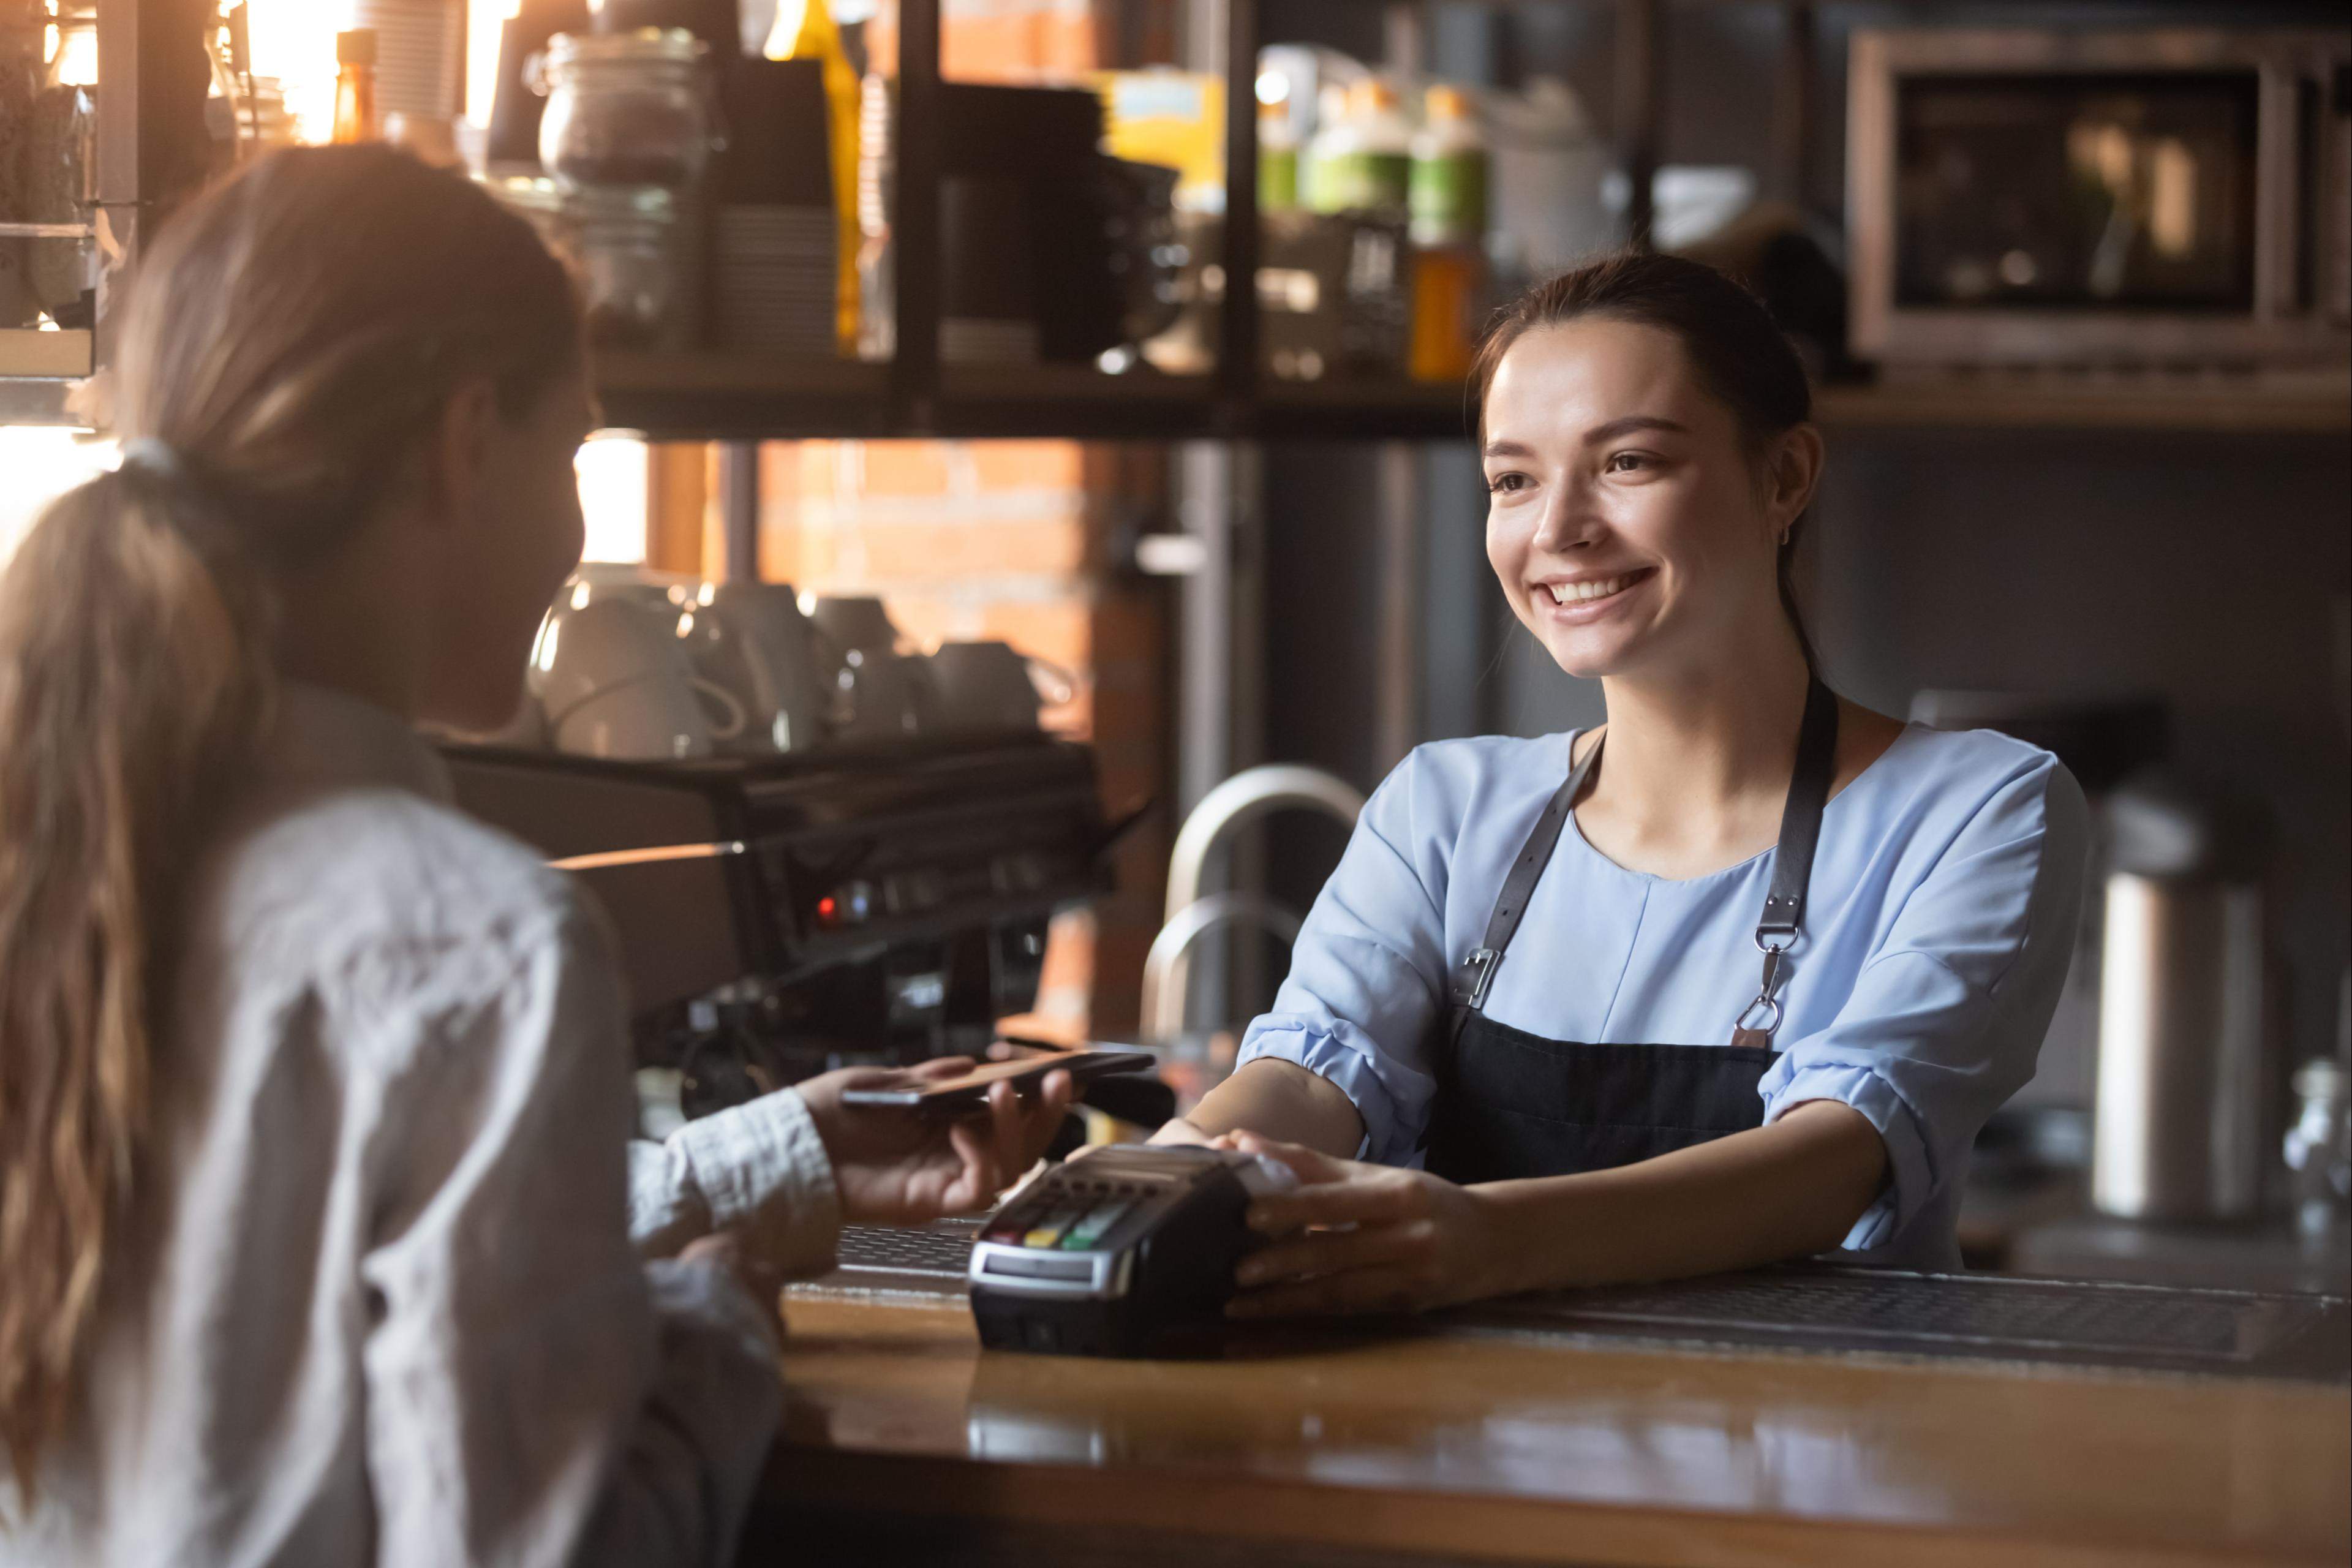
[416,375,502,533]
[1763,423,1824,535]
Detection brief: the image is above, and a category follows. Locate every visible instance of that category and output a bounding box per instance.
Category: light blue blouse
[1234,723,2089,1271]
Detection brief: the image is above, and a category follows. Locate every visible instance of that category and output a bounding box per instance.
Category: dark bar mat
[818,1226,2348,1381]
[1458,1266,2351,1382]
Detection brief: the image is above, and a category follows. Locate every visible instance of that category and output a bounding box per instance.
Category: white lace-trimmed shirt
[2,684,842,1567]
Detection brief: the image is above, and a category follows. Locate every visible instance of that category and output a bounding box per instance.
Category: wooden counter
[740,1290,2351,1568]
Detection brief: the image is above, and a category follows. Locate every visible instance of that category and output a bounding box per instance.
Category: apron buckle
[1460,946,1502,1009]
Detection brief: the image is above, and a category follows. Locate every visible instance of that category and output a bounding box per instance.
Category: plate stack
[713,205,837,354]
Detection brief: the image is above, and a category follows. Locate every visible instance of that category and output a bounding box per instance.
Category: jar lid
[544,27,707,69]
[336,29,377,67]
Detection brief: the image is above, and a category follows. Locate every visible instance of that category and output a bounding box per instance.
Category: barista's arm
[1154,1058,1365,1161]
[1223,1099,1885,1315]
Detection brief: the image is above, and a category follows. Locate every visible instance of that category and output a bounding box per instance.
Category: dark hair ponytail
[1472,251,1819,670]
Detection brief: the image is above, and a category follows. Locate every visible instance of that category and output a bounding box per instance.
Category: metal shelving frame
[0,0,142,424]
[4,1,2348,440]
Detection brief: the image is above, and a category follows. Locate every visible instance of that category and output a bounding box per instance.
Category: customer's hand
[1218,1132,1517,1319]
[796,1059,1073,1224]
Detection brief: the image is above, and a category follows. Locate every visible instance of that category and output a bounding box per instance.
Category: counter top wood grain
[741,1292,2351,1568]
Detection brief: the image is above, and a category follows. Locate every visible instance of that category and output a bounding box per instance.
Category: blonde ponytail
[0,468,272,1488]
[0,143,578,1491]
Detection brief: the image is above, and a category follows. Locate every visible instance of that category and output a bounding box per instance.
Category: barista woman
[1164,254,2086,1314]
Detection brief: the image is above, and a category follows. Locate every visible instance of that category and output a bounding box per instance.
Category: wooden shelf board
[0,328,94,381]
[585,351,2350,443]
[1816,375,2352,435]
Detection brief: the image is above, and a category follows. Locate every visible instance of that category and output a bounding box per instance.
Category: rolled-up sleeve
[1760,756,2089,1253]
[1236,759,1453,1165]
[629,1088,842,1278]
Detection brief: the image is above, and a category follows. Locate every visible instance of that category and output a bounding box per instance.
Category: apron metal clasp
[1460,946,1502,1009]
[1732,941,1787,1046]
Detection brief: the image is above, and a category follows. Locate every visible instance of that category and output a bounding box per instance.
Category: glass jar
[535,29,714,195]
[570,187,686,349]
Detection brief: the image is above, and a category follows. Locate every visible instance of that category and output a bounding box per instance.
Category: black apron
[1423,680,1839,1185]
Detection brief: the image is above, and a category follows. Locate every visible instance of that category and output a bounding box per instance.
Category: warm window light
[465,0,523,125]
[576,434,650,564]
[0,428,116,565]
[241,0,358,144]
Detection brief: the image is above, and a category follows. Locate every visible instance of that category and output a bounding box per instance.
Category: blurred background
[2,0,2345,1287]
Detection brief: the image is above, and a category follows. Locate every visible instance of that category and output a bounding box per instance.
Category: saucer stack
[712,205,837,355]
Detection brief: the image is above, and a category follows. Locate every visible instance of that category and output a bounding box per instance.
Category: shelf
[0,328,94,380]
[592,351,1481,443]
[1815,374,2352,436]
[594,352,891,441]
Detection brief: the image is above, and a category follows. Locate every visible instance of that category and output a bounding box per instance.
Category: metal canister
[2092,774,2273,1220]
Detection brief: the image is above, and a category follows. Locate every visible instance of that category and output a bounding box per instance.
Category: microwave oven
[1848,29,2351,369]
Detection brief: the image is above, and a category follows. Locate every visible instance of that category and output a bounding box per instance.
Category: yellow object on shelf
[768,0,862,353]
[1096,69,1226,209]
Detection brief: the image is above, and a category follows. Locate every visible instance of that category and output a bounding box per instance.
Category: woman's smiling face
[1482,317,1798,682]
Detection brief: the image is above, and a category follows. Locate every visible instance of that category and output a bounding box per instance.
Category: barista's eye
[1487,472,1530,495]
[1606,451,1656,473]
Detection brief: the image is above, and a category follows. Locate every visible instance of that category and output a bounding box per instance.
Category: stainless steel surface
[1139,891,1303,1044]
[1162,764,1365,922]
[1847,28,2352,369]
[2094,872,2267,1220]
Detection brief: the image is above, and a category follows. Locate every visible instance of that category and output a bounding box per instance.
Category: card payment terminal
[968,1145,1295,1357]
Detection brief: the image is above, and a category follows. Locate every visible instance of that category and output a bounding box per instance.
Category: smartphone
[838,1049,1156,1115]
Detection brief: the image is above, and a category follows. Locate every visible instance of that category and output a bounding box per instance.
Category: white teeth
[1546,574,1635,605]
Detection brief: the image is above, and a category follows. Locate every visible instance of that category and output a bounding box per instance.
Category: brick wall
[750,438,1170,1040]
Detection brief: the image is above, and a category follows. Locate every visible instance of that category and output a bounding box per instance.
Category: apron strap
[1453,733,1605,1009]
[1756,677,1840,947]
[1454,678,1841,1030]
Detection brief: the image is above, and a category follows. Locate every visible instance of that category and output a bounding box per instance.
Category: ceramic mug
[804,593,902,656]
[532,597,747,760]
[924,640,1074,734]
[696,581,834,753]
[830,647,938,744]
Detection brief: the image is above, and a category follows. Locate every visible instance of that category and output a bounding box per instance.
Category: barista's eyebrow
[1580,416,1691,445]
[1482,417,1692,459]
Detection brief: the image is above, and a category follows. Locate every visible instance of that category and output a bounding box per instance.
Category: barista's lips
[1531,568,1656,620]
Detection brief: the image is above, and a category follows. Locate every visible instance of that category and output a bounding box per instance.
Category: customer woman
[1165,253,2086,1313]
[0,145,1068,1566]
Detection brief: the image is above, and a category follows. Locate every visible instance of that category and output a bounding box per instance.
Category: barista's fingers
[1246,1175,1423,1235]
[1235,1218,1432,1289]
[1227,1262,1427,1320]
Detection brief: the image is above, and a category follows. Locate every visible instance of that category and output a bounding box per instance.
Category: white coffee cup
[697,581,834,753]
[831,646,938,744]
[532,597,747,761]
[924,640,1072,734]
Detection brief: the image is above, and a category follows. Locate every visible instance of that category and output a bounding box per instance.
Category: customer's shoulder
[208,784,583,963]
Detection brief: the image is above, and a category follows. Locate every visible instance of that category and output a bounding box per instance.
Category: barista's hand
[1219,1132,1517,1318]
[796,1059,1073,1225]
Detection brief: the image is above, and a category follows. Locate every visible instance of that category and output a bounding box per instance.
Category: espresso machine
[439,734,1123,1117]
